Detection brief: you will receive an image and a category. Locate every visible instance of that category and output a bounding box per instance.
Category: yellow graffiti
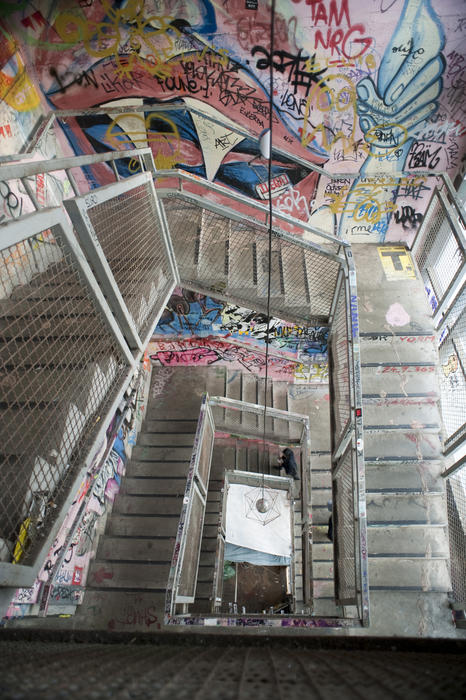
[0,52,40,112]
[294,362,329,383]
[326,175,427,222]
[442,354,458,378]
[105,112,182,170]
[54,1,180,79]
[13,517,30,564]
[301,72,358,152]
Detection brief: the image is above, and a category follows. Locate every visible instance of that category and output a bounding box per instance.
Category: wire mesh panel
[0,213,131,566]
[168,395,212,608]
[333,446,357,605]
[329,278,351,448]
[65,173,177,350]
[162,194,341,326]
[438,302,466,452]
[177,483,206,600]
[209,397,303,446]
[196,405,214,492]
[446,469,466,605]
[414,197,465,307]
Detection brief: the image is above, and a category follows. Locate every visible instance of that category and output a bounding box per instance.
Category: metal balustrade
[0,208,134,571]
[0,149,368,626]
[166,395,313,624]
[0,150,177,589]
[412,176,466,622]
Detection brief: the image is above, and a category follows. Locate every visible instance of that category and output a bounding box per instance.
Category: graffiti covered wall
[0,0,465,245]
[148,287,329,382]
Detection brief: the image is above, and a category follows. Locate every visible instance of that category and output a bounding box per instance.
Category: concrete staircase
[353,244,452,636]
[77,367,210,631]
[0,262,122,562]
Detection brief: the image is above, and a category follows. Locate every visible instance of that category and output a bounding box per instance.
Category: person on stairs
[275,448,299,480]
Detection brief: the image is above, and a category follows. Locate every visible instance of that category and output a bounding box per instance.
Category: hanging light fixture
[244,0,279,525]
[244,485,281,526]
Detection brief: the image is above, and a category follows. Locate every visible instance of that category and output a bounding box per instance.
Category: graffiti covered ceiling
[0,0,465,245]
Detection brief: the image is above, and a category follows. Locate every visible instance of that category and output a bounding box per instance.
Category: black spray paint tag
[245,0,258,9]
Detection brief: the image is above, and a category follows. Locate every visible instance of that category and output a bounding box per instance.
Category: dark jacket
[280,448,298,478]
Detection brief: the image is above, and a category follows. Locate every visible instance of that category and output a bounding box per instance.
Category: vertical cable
[261,0,276,493]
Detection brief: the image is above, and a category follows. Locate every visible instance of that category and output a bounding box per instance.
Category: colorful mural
[0,0,464,244]
[149,287,329,381]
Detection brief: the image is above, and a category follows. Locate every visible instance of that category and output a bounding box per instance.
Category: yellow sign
[378,246,416,280]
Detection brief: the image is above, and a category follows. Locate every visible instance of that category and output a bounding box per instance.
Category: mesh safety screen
[0,230,130,565]
[197,414,214,491]
[177,485,205,599]
[162,196,340,326]
[210,400,301,446]
[414,197,465,306]
[438,300,466,450]
[86,182,173,341]
[329,282,351,447]
[446,471,466,604]
[333,447,357,605]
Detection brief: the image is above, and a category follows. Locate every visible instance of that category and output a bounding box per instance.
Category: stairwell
[353,244,453,636]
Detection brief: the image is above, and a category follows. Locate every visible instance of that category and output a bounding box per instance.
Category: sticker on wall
[246,0,258,8]
[378,246,416,280]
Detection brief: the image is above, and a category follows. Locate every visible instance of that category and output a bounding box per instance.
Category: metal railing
[0,208,133,571]
[412,174,466,621]
[1,148,368,627]
[166,395,314,624]
[0,150,177,591]
[328,248,368,623]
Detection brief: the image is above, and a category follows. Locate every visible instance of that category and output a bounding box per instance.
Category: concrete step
[361,364,439,395]
[312,542,335,561]
[143,420,198,433]
[76,589,165,631]
[87,561,170,590]
[0,339,112,368]
[362,396,441,426]
[313,579,334,598]
[288,385,331,452]
[365,461,444,492]
[359,332,438,363]
[364,590,455,637]
[310,452,332,470]
[352,244,434,333]
[311,471,332,489]
[312,598,341,616]
[367,524,450,557]
[368,558,450,591]
[121,476,188,496]
[113,494,182,515]
[363,429,442,460]
[313,561,334,579]
[130,446,194,462]
[125,461,189,478]
[312,487,332,508]
[366,492,446,525]
[0,313,100,339]
[0,366,97,406]
[106,514,179,538]
[96,536,174,561]
[0,405,69,457]
[138,433,196,447]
